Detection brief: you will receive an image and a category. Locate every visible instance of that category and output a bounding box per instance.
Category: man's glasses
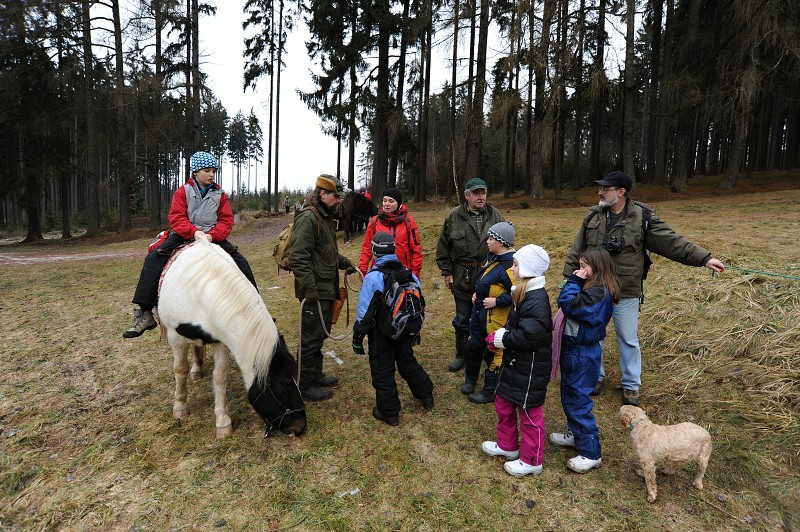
[598,186,618,193]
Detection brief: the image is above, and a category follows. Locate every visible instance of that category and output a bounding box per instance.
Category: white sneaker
[549,429,575,448]
[567,455,602,473]
[481,441,520,460]
[504,459,543,477]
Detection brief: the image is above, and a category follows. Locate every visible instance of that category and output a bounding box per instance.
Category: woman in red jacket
[359,189,422,279]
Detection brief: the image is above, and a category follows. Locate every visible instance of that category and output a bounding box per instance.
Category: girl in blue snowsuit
[549,249,620,474]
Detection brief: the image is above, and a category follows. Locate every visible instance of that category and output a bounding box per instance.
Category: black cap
[595,171,633,191]
[371,231,396,256]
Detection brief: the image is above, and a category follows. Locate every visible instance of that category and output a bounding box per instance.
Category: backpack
[272,205,323,272]
[377,263,425,339]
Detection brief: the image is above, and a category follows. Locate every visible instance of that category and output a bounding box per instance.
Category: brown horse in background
[338,191,377,243]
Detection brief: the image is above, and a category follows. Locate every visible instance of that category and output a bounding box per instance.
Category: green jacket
[563,199,712,299]
[435,202,504,301]
[290,201,353,300]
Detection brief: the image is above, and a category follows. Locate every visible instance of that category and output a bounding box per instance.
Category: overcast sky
[201,4,341,193]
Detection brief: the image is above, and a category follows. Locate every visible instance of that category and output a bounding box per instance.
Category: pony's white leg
[171,339,190,421]
[212,344,233,438]
[189,345,204,382]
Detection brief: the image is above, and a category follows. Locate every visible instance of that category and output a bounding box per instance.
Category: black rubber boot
[460,378,477,395]
[469,369,498,404]
[448,332,468,372]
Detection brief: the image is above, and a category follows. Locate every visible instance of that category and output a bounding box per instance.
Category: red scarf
[377,204,408,227]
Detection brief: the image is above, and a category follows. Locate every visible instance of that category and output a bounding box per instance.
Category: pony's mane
[178,239,278,379]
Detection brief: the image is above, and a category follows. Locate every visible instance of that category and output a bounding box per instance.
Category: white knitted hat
[515,244,550,278]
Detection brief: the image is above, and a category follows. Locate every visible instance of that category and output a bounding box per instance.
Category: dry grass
[1,173,799,530]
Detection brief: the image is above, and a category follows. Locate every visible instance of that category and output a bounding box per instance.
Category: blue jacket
[353,254,421,341]
[557,274,614,347]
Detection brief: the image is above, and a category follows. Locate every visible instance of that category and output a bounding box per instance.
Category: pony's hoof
[189,370,202,382]
[173,406,189,421]
[216,424,233,438]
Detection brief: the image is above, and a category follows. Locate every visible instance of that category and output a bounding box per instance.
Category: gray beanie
[487,221,515,248]
[371,231,396,256]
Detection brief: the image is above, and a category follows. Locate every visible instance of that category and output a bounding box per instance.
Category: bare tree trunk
[570,0,586,189]
[372,0,391,195]
[588,0,607,182]
[266,0,275,206]
[273,0,284,213]
[644,0,662,183]
[149,0,164,229]
[621,0,636,178]
[449,0,460,199]
[417,0,432,201]
[112,0,131,231]
[530,0,555,199]
[192,0,200,150]
[389,0,411,188]
[464,0,489,182]
[720,121,747,189]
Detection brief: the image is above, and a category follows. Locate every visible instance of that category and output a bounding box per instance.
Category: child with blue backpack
[549,248,620,473]
[353,232,434,426]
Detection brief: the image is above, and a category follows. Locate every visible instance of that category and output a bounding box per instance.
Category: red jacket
[359,207,422,278]
[169,179,234,242]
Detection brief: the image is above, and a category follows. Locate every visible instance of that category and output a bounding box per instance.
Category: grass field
[1,174,798,530]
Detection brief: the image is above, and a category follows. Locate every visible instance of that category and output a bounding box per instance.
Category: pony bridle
[259,379,306,437]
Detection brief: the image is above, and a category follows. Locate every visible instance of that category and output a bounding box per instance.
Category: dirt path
[0,214,289,265]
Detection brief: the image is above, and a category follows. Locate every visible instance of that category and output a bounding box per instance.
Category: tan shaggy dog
[619,405,712,503]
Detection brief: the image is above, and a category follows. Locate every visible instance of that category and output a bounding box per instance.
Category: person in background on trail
[122,151,257,339]
[550,249,620,474]
[290,174,357,402]
[481,244,552,478]
[295,200,303,212]
[563,171,724,407]
[284,195,291,214]
[358,188,422,279]
[461,221,516,404]
[435,178,505,373]
[352,232,434,426]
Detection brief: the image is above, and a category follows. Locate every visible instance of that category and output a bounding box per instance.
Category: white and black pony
[157,236,306,438]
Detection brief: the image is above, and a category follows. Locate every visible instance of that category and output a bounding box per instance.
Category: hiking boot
[622,388,640,406]
[504,459,543,477]
[567,455,602,473]
[421,395,434,410]
[372,406,399,426]
[481,441,520,460]
[590,377,606,396]
[468,369,498,404]
[317,374,339,387]
[549,428,576,448]
[460,378,476,395]
[122,307,157,338]
[301,386,333,401]
[448,356,465,372]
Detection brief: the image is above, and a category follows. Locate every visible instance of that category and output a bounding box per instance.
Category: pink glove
[485,332,498,352]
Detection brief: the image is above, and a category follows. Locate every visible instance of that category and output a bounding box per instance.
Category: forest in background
[1,0,799,242]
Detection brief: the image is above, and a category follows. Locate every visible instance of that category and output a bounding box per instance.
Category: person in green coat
[563,171,724,407]
[435,178,505,373]
[290,174,357,401]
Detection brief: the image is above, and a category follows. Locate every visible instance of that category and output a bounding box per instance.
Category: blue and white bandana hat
[190,151,218,173]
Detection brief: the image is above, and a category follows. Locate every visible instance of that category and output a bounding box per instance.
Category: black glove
[412,334,421,347]
[352,340,365,355]
[345,265,357,275]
